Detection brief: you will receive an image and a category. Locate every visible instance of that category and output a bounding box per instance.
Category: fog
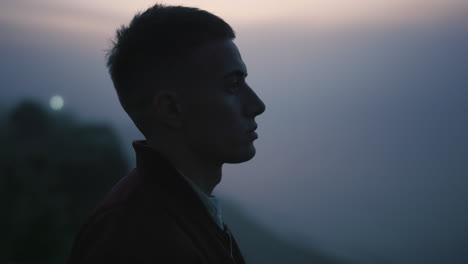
[1,3,467,263]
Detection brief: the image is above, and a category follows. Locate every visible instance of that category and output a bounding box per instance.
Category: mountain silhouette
[221,198,352,264]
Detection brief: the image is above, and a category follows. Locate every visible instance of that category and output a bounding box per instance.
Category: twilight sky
[1,1,468,263]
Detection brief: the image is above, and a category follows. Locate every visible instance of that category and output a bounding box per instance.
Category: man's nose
[244,86,266,117]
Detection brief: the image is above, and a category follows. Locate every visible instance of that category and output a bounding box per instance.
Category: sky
[1,1,468,263]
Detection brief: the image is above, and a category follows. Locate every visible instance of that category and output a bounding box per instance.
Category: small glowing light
[50,95,64,110]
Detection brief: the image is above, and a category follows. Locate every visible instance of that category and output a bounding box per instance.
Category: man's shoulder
[68,177,202,263]
[68,203,202,263]
[79,167,178,236]
[79,199,177,242]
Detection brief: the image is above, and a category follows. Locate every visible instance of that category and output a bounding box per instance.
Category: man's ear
[151,90,182,128]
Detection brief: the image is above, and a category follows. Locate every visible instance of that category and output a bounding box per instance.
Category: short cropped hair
[106,4,235,127]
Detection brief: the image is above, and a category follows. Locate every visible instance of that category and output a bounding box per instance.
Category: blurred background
[1,1,467,263]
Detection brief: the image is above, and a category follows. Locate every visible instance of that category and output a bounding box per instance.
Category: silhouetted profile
[67,4,266,264]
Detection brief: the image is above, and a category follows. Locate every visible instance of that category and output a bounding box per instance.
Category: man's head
[107,4,265,165]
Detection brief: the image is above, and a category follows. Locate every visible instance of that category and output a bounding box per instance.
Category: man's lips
[246,125,258,133]
[247,125,258,140]
[248,131,258,140]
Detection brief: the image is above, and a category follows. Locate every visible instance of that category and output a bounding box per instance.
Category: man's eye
[226,77,244,93]
[232,76,242,85]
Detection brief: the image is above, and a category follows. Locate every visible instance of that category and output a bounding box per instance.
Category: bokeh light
[49,95,64,110]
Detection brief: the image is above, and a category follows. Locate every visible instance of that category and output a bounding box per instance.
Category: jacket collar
[132,140,219,228]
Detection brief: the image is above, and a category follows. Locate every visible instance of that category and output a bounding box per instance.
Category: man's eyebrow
[223,70,248,79]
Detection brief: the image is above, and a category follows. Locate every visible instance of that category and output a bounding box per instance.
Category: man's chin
[225,147,256,164]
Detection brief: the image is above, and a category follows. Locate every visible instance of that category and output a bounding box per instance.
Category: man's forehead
[186,39,247,77]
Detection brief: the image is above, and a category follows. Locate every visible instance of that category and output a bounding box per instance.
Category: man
[67,4,266,264]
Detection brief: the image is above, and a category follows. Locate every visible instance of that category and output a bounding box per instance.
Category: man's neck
[176,164,222,195]
[147,139,222,195]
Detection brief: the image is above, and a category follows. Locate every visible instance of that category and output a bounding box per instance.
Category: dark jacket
[68,140,245,264]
